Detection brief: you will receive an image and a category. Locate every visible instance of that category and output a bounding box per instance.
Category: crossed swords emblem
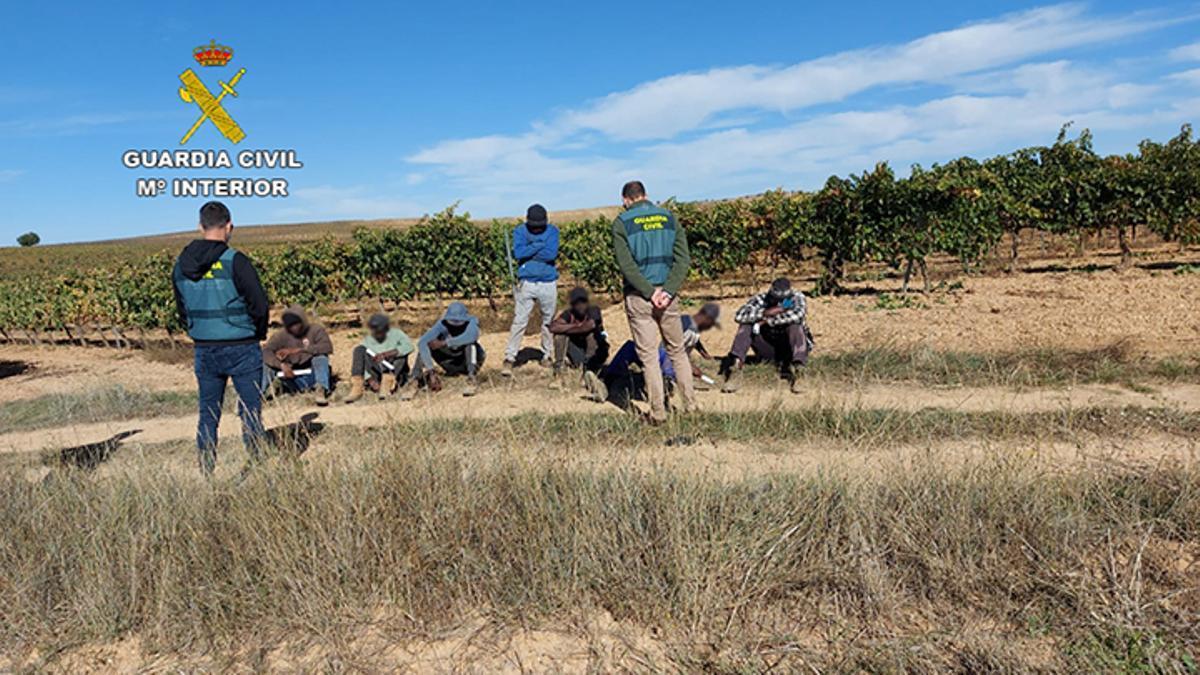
[178,67,246,145]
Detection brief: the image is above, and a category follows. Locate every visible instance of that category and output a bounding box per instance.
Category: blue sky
[1,1,1199,244]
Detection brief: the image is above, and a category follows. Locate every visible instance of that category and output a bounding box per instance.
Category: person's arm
[695,341,713,360]
[548,311,573,335]
[172,276,189,330]
[232,253,270,341]
[663,227,690,298]
[444,318,480,348]
[537,226,559,263]
[262,332,284,368]
[557,315,597,335]
[734,295,766,325]
[611,218,655,299]
[301,325,334,356]
[417,325,440,368]
[511,226,539,263]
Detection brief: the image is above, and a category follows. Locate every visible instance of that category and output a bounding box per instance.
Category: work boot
[379,373,397,400]
[314,386,329,407]
[582,370,608,403]
[501,360,515,378]
[721,363,744,394]
[788,365,804,395]
[345,376,365,403]
[463,375,478,397]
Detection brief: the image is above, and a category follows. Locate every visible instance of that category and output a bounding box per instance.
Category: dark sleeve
[172,272,188,330]
[232,253,270,341]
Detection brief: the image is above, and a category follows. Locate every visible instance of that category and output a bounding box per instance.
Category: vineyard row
[1,125,1197,337]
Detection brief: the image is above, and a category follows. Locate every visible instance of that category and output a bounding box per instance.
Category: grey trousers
[504,280,557,361]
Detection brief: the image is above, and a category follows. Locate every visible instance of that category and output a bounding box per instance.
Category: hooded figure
[409,302,486,398]
[262,305,334,404]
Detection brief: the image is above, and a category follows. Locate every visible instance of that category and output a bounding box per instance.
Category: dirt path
[5,377,1199,456]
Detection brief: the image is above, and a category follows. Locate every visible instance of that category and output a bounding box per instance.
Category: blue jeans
[194,343,267,475]
[262,355,331,393]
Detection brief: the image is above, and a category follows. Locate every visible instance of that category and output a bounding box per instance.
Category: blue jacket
[512,223,559,283]
[417,303,481,368]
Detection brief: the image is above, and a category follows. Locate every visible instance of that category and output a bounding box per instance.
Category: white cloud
[1170,41,1200,61]
[402,4,1198,215]
[278,184,426,221]
[1168,68,1200,86]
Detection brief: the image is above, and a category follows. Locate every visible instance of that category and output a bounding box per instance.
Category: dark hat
[443,302,471,326]
[699,302,722,326]
[569,287,590,304]
[367,313,390,330]
[281,311,304,327]
[769,277,793,298]
[526,204,548,227]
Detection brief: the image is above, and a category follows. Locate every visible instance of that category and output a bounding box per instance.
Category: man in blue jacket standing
[502,204,559,376]
[172,201,270,475]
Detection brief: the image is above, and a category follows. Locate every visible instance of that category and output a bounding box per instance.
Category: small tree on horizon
[16,232,40,247]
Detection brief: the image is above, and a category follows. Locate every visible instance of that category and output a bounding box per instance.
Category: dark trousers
[194,342,266,475]
[413,343,486,379]
[351,345,410,385]
[553,334,609,373]
[729,323,810,369]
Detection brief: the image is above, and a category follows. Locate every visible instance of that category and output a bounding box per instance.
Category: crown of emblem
[193,40,234,67]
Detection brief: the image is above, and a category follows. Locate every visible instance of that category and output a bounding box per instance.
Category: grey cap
[367,313,390,330]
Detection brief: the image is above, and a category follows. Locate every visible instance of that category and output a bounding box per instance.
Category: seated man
[262,305,334,406]
[405,302,486,398]
[346,313,414,403]
[583,339,675,411]
[682,302,721,389]
[721,277,813,394]
[548,287,609,388]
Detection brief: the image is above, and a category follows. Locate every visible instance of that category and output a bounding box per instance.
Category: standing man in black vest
[172,201,270,475]
[610,181,696,423]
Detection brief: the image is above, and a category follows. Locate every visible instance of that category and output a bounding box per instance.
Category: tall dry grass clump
[1,432,1198,670]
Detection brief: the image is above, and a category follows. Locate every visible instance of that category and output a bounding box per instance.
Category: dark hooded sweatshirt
[172,240,270,345]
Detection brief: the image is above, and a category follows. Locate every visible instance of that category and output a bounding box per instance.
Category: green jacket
[611,199,690,299]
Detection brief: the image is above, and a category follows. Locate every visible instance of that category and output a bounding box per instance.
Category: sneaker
[501,360,515,378]
[463,375,478,397]
[721,365,744,394]
[582,370,608,403]
[314,387,329,407]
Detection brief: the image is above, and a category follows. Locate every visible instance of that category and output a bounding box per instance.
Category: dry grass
[1,414,1198,671]
[0,386,195,434]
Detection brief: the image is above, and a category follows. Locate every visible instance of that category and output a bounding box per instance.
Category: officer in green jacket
[610,180,696,423]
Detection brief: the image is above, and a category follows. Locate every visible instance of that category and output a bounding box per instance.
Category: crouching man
[346,313,414,403]
[262,305,334,405]
[721,278,813,394]
[548,287,609,389]
[405,302,485,398]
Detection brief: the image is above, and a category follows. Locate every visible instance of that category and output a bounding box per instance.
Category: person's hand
[280,363,296,379]
[276,347,299,360]
[372,352,384,363]
[428,339,446,351]
[764,306,785,318]
[651,288,672,309]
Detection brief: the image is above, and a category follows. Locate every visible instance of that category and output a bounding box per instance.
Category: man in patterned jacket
[720,278,813,394]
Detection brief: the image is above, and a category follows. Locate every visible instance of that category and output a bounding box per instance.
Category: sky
[1,1,1199,244]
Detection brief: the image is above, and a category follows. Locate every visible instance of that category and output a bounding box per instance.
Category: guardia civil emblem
[178,40,246,145]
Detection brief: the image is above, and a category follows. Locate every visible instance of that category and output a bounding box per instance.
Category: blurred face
[695,314,715,331]
[444,321,467,337]
[286,321,305,337]
[371,327,388,342]
[571,300,588,316]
